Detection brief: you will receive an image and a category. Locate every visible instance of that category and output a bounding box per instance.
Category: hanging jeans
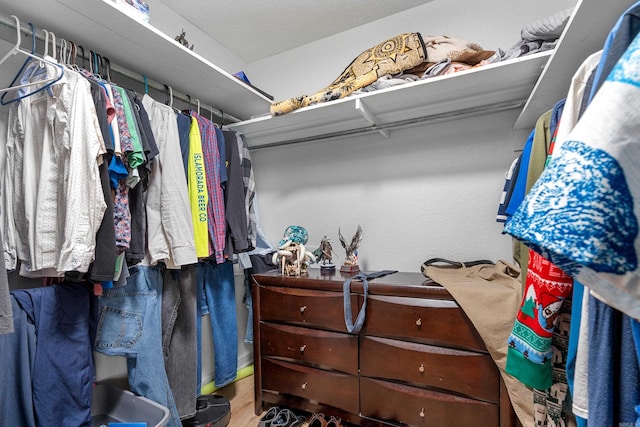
[95,265,181,427]
[162,265,197,419]
[0,295,37,427]
[1,283,95,427]
[196,261,238,389]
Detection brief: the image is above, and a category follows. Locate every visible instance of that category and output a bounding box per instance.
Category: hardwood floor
[215,374,266,427]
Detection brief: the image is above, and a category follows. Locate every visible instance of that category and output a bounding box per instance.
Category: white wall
[251,108,521,273]
[246,0,577,101]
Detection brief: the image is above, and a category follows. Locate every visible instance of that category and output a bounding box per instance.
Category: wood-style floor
[215,374,333,427]
[215,374,266,427]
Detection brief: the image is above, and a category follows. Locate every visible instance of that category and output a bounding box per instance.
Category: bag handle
[421,258,495,270]
[343,270,397,334]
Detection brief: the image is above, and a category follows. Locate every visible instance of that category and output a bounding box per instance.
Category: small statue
[273,226,315,276]
[272,240,316,276]
[175,29,194,50]
[312,236,335,272]
[338,225,363,273]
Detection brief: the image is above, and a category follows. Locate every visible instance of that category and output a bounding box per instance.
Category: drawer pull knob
[300,305,307,314]
[419,363,425,373]
[301,382,308,390]
[416,318,422,326]
[420,408,425,418]
[300,344,307,353]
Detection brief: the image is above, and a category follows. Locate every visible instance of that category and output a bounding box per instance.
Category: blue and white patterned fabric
[505,32,640,320]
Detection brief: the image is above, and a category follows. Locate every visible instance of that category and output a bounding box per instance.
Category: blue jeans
[95,265,181,427]
[5,283,95,427]
[196,261,238,388]
[0,295,37,427]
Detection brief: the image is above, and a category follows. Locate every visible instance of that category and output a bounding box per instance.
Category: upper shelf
[513,0,637,131]
[228,52,552,149]
[0,0,273,120]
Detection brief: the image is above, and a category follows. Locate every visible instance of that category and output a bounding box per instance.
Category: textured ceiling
[158,0,434,62]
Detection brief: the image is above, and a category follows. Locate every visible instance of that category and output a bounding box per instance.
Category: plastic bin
[91,384,170,427]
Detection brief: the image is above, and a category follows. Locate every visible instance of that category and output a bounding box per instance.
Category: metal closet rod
[250,99,526,151]
[0,12,240,124]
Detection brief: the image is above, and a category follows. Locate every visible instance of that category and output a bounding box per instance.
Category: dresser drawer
[360,336,499,403]
[360,377,499,427]
[361,295,486,351]
[262,358,359,414]
[259,286,358,333]
[261,322,358,375]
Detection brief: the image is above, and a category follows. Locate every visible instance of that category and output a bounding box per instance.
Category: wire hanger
[0,16,65,104]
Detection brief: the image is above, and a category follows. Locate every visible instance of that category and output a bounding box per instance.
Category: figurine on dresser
[339,225,363,273]
[313,235,336,272]
[272,226,316,276]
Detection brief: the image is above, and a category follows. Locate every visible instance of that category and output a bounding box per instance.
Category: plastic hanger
[102,56,111,82]
[0,16,64,104]
[59,38,67,64]
[77,45,86,70]
[163,84,174,107]
[195,99,201,115]
[49,31,57,61]
[65,41,81,72]
[0,21,36,88]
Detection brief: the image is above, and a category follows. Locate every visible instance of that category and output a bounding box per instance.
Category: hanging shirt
[193,112,226,263]
[505,31,640,320]
[187,116,210,258]
[142,94,196,268]
[5,66,107,276]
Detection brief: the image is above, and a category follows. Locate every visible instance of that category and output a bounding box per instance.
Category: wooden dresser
[252,269,519,427]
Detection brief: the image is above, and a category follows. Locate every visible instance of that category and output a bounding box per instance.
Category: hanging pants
[95,265,182,427]
[196,261,238,389]
[1,283,95,427]
[162,265,198,419]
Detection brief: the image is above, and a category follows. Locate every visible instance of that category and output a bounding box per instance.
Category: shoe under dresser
[251,269,521,427]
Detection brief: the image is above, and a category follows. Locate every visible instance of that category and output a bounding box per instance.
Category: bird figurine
[339,225,363,273]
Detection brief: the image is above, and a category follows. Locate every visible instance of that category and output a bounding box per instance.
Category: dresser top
[252,268,454,300]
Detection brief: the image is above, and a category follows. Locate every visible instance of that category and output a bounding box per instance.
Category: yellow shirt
[188,116,210,257]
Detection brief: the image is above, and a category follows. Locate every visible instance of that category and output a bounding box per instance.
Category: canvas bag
[421,258,534,427]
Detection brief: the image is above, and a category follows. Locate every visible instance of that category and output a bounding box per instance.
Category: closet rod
[249,99,525,150]
[0,13,240,124]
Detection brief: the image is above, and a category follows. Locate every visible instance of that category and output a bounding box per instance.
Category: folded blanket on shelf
[270,32,427,116]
